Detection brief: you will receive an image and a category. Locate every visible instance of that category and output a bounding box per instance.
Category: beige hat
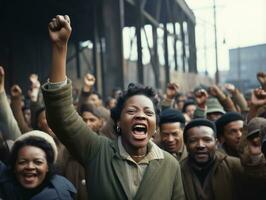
[14,130,58,163]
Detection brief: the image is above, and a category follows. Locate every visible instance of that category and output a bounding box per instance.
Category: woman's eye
[145,111,154,116]
[127,110,136,114]
[35,160,44,165]
[18,161,26,165]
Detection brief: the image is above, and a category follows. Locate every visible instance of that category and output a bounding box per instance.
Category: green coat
[181,151,244,200]
[42,81,185,200]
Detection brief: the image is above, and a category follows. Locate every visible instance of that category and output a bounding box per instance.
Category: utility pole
[213,0,219,84]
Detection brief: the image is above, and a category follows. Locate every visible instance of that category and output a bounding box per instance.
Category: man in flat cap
[180,118,246,200]
[159,108,187,161]
[215,112,244,157]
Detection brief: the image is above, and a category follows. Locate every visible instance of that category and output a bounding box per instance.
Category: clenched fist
[48,15,72,47]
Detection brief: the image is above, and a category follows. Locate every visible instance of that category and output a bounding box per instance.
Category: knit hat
[247,117,266,138]
[183,119,216,143]
[206,98,225,115]
[159,108,185,125]
[13,130,58,163]
[215,112,243,138]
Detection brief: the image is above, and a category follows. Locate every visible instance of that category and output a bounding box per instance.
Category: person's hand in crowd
[250,88,266,108]
[194,88,208,109]
[83,73,95,92]
[224,83,236,94]
[166,82,179,100]
[48,15,72,47]
[257,72,266,91]
[247,135,262,156]
[0,66,5,93]
[10,85,22,98]
[28,74,40,102]
[29,74,40,89]
[208,85,226,99]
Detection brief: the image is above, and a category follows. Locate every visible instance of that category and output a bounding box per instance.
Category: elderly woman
[42,15,184,199]
[0,131,76,199]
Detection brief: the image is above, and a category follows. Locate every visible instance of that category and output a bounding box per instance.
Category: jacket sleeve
[0,91,21,140]
[217,95,237,112]
[42,80,105,165]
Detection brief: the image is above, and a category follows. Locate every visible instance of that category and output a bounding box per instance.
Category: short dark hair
[9,137,56,178]
[183,119,216,144]
[159,108,185,127]
[182,100,196,113]
[111,83,160,134]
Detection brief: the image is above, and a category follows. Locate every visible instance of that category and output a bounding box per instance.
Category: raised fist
[250,88,266,107]
[166,82,179,99]
[82,73,95,92]
[208,85,224,97]
[10,85,22,97]
[194,89,208,107]
[257,72,266,90]
[29,73,40,89]
[224,83,236,94]
[48,15,72,46]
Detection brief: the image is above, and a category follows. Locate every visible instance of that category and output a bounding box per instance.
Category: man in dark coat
[181,119,245,200]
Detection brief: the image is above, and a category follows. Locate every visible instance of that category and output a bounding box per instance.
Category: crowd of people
[0,15,266,200]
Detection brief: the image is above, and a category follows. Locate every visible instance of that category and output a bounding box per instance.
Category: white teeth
[24,173,36,177]
[134,124,146,128]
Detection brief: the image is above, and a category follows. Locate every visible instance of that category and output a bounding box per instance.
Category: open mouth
[131,124,147,140]
[22,173,38,183]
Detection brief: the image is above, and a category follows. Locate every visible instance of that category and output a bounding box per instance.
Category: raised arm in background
[0,66,21,140]
[10,85,32,133]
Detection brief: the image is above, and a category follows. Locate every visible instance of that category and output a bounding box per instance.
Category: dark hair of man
[88,91,102,100]
[111,83,160,135]
[182,100,196,113]
[9,137,56,179]
[183,119,216,144]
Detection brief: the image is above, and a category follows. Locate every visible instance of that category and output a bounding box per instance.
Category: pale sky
[186,0,266,76]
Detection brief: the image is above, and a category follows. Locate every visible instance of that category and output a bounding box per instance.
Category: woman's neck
[121,139,148,162]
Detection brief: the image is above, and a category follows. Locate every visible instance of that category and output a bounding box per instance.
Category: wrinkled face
[15,146,48,189]
[160,122,184,154]
[222,120,243,151]
[88,94,101,107]
[207,112,223,121]
[119,95,156,151]
[82,111,103,133]
[185,105,196,119]
[186,126,216,165]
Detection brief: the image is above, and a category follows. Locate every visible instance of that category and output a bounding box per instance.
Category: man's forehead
[188,126,214,135]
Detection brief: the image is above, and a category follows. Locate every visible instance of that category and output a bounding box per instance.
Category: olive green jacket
[42,80,185,200]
